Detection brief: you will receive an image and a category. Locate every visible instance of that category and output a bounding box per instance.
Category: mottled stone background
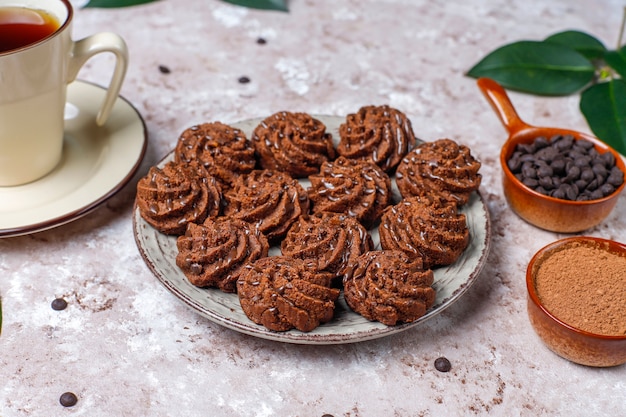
[1,0,625,416]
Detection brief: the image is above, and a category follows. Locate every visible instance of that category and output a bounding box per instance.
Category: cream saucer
[0,80,147,237]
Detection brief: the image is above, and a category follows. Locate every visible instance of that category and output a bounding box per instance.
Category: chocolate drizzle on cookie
[281,212,373,280]
[379,195,469,268]
[396,138,481,206]
[343,250,435,326]
[136,161,222,235]
[252,111,336,178]
[237,256,340,332]
[224,169,309,242]
[307,157,391,228]
[175,122,256,190]
[338,105,416,172]
[176,218,269,293]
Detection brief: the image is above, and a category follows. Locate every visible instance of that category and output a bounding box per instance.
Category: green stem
[618,6,626,49]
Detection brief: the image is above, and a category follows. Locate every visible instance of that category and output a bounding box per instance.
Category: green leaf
[544,30,607,60]
[467,41,595,96]
[580,79,626,155]
[221,0,288,11]
[604,46,626,79]
[84,0,159,8]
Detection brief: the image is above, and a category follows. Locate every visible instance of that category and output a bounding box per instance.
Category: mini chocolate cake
[379,195,469,268]
[237,256,340,332]
[174,122,256,190]
[337,105,416,172]
[396,138,481,206]
[251,111,336,178]
[176,218,269,293]
[343,250,435,326]
[136,161,222,235]
[223,169,310,242]
[307,156,391,228]
[281,212,373,279]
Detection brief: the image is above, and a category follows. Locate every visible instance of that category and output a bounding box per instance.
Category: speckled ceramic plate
[0,80,147,238]
[133,116,491,344]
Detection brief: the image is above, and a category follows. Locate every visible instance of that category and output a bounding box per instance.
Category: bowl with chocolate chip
[526,236,626,367]
[477,78,625,233]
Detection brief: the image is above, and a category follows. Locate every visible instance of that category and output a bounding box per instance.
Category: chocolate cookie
[237,256,340,332]
[379,195,469,268]
[281,212,373,280]
[176,218,269,293]
[136,161,222,235]
[174,122,256,190]
[307,156,391,228]
[396,138,481,206]
[337,105,416,172]
[343,250,435,326]
[251,111,336,178]
[223,169,310,242]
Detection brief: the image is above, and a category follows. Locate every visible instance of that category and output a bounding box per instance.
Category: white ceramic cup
[0,0,128,186]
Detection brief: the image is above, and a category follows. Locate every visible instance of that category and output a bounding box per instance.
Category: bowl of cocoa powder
[526,236,626,367]
[477,78,625,233]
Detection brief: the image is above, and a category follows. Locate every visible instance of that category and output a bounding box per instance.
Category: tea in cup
[0,0,128,186]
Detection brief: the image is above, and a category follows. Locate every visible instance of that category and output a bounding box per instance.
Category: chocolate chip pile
[507,135,624,201]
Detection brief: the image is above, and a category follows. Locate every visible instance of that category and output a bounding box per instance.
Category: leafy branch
[467,8,626,155]
[83,0,289,11]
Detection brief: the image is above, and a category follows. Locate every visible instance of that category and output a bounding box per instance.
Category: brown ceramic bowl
[477,78,626,233]
[526,236,626,367]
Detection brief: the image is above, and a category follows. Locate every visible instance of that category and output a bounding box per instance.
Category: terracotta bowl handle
[477,78,530,136]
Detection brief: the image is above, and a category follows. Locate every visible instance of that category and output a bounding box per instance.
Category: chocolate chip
[580,168,595,182]
[434,357,452,372]
[51,298,67,311]
[600,183,615,196]
[59,392,77,407]
[607,167,624,186]
[238,76,251,84]
[601,152,615,167]
[256,37,267,44]
[158,65,171,74]
[550,158,565,174]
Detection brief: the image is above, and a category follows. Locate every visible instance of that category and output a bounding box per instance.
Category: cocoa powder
[534,240,626,336]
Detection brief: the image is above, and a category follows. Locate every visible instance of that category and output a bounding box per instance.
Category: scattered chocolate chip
[158,65,171,74]
[321,415,334,417]
[256,37,267,44]
[59,392,78,407]
[51,298,67,311]
[238,76,251,84]
[434,357,452,372]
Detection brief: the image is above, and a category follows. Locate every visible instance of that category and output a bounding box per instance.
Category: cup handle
[476,77,531,136]
[67,32,129,126]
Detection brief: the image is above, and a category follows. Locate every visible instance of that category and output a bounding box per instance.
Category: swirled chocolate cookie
[396,138,481,206]
[337,105,416,172]
[174,122,256,190]
[251,111,336,178]
[237,256,340,332]
[223,169,310,242]
[343,250,435,326]
[176,218,269,293]
[136,161,222,235]
[379,195,469,268]
[281,212,373,279]
[307,156,391,228]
